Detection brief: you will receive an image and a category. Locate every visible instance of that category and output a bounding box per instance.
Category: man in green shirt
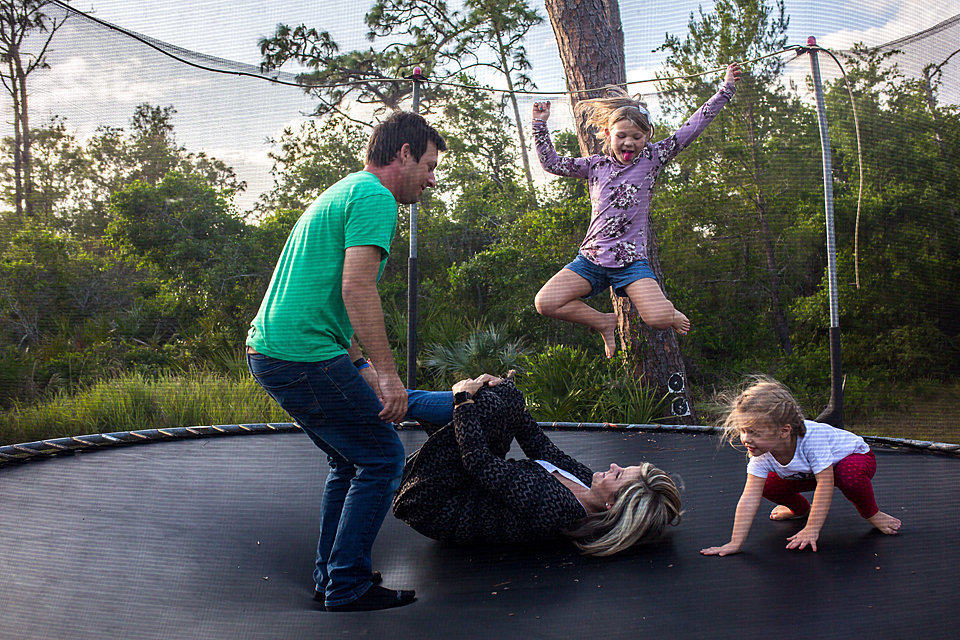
[246,112,445,612]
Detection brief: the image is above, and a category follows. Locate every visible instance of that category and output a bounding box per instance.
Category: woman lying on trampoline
[392,374,682,556]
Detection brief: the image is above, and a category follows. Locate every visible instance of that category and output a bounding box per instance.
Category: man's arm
[347,335,380,392]
[346,335,364,362]
[342,245,407,422]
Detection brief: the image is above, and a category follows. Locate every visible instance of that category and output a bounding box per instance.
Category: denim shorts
[564,253,657,298]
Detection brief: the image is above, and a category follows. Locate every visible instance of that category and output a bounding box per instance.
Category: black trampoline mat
[1,429,958,639]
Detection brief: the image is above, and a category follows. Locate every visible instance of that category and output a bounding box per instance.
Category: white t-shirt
[535,459,589,489]
[746,420,870,480]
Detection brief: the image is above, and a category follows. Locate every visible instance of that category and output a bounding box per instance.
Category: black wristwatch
[453,390,473,406]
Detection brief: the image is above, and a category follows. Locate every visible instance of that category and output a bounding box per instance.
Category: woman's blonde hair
[720,376,807,447]
[573,88,654,155]
[565,462,682,557]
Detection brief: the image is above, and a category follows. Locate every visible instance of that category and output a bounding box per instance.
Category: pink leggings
[762,451,879,519]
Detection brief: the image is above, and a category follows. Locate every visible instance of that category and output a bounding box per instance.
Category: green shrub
[517,345,665,424]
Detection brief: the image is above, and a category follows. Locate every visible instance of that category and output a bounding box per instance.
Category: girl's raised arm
[654,63,740,165]
[532,100,591,179]
[700,472,765,556]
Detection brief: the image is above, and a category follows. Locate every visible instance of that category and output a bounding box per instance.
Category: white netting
[14,1,959,213]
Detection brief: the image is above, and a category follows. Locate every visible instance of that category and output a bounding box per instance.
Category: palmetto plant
[422,324,526,383]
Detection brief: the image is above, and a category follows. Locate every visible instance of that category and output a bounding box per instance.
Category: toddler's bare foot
[672,310,690,335]
[599,313,618,358]
[868,511,901,534]
[770,505,806,520]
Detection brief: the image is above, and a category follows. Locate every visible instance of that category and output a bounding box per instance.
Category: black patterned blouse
[393,381,593,544]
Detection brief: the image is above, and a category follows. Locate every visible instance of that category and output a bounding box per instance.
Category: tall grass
[0,370,290,446]
[2,345,680,448]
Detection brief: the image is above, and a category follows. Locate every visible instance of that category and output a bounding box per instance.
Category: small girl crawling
[701,378,901,556]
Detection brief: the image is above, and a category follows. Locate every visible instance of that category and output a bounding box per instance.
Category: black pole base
[815,326,844,429]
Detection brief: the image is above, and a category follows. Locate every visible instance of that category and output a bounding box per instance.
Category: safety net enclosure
[5,0,955,425]
[4,0,959,434]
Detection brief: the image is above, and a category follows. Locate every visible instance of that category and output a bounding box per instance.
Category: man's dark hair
[366,111,446,167]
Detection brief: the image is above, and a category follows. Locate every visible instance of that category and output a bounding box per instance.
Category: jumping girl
[700,378,901,556]
[532,63,741,357]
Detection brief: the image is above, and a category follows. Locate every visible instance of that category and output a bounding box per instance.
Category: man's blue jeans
[247,351,453,606]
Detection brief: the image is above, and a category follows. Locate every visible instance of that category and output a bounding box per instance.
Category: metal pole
[807,37,844,428]
[406,67,423,391]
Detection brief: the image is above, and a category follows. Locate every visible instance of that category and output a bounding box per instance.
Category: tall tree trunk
[602,0,625,74]
[16,52,33,219]
[6,47,23,221]
[755,195,792,354]
[544,0,697,423]
[744,104,792,354]
[493,28,535,192]
[544,0,624,152]
[0,1,64,223]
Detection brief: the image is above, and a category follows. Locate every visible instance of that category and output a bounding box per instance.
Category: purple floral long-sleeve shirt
[534,83,736,267]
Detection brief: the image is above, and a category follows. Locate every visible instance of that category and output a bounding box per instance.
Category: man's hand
[377,371,408,423]
[342,245,407,421]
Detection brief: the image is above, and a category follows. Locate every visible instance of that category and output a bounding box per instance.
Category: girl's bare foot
[868,511,901,534]
[770,505,806,520]
[599,313,618,358]
[672,310,690,335]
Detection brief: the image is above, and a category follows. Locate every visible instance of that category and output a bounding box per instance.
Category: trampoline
[1,426,958,640]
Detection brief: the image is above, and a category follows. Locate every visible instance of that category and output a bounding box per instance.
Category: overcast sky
[20,0,960,211]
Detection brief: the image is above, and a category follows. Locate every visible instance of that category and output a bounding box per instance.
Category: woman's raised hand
[452,374,503,396]
[474,373,503,387]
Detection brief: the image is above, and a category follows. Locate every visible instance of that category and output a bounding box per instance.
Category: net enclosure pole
[807,37,844,428]
[406,67,424,390]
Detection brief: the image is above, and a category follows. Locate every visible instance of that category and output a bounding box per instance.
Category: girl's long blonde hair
[720,376,807,446]
[574,88,654,155]
[565,462,682,557]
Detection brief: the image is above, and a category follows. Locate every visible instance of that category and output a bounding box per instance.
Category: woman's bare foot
[599,313,618,358]
[770,505,806,520]
[868,511,901,534]
[672,309,690,335]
